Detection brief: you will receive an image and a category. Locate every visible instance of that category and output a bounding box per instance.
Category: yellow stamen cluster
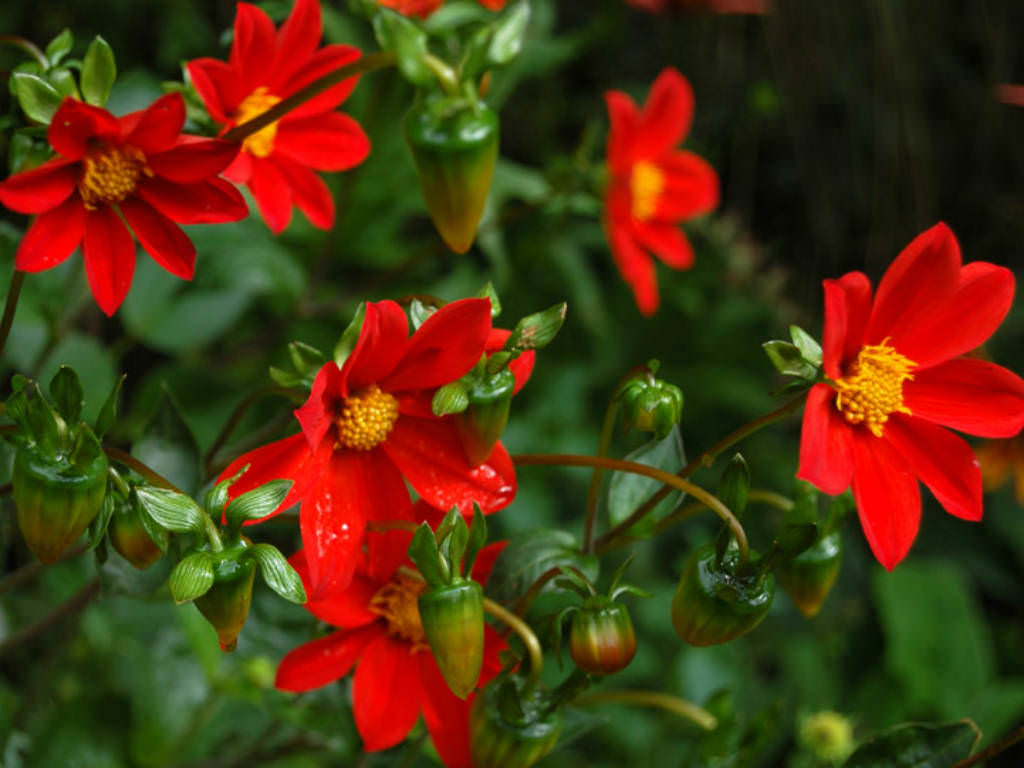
[78,145,150,209]
[630,160,665,221]
[834,339,916,438]
[369,572,427,649]
[236,86,282,158]
[335,385,400,451]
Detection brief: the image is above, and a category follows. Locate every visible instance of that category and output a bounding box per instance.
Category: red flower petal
[305,573,380,629]
[885,416,982,522]
[341,300,410,396]
[893,262,1015,370]
[218,432,315,517]
[274,112,370,171]
[630,220,695,269]
[270,0,322,86]
[0,157,77,213]
[136,175,247,224]
[186,58,242,123]
[384,418,516,515]
[865,222,961,350]
[604,90,639,171]
[231,2,277,93]
[13,196,85,272]
[851,430,921,570]
[119,198,195,280]
[353,635,424,751]
[607,215,658,315]
[821,271,872,377]
[295,362,342,449]
[636,67,694,159]
[83,206,135,316]
[797,383,854,495]
[419,652,474,768]
[654,151,719,220]
[380,298,492,393]
[904,357,1024,438]
[147,137,240,183]
[365,527,415,584]
[275,625,376,692]
[48,98,120,160]
[223,150,253,184]
[248,156,293,233]
[123,93,186,155]
[278,45,362,119]
[470,541,507,586]
[273,155,334,230]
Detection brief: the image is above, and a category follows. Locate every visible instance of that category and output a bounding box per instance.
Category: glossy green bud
[470,677,562,768]
[404,95,499,254]
[456,369,516,466]
[671,543,774,647]
[12,438,107,563]
[617,376,683,440]
[777,530,842,618]
[419,579,484,699]
[569,599,637,676]
[195,547,256,652]
[109,497,163,570]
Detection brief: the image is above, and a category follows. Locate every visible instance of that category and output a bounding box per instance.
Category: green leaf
[486,1,531,67]
[463,505,487,578]
[603,426,686,538]
[12,72,63,124]
[45,29,74,67]
[432,380,470,416]
[503,302,567,352]
[80,36,116,106]
[93,374,125,440]
[443,513,470,577]
[168,551,216,603]
[790,325,823,368]
[334,302,367,368]
[717,453,750,518]
[487,528,599,605]
[248,543,306,604]
[408,298,436,330]
[372,8,434,87]
[409,522,449,588]
[135,486,205,534]
[48,68,79,99]
[224,478,293,529]
[287,340,327,379]
[132,386,201,495]
[48,366,83,426]
[762,340,818,380]
[204,464,248,516]
[842,720,981,768]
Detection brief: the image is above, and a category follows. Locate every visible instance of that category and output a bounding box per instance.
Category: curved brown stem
[952,722,1024,768]
[103,445,185,495]
[0,270,26,362]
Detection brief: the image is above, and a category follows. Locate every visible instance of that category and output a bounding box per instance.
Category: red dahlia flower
[0,94,246,315]
[378,0,506,18]
[219,298,520,597]
[276,530,506,768]
[187,0,370,233]
[604,67,719,316]
[798,223,1024,569]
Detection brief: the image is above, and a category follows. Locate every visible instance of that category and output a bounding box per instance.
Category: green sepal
[371,7,433,87]
[49,365,84,426]
[499,302,567,357]
[194,551,257,651]
[334,303,367,368]
[80,35,116,106]
[270,340,328,390]
[204,464,248,516]
[168,550,216,603]
[246,542,306,604]
[477,282,501,318]
[109,492,166,569]
[93,373,126,440]
[45,29,74,67]
[789,325,822,368]
[409,522,450,588]
[485,1,531,67]
[763,339,819,381]
[433,380,470,417]
[88,492,115,551]
[419,580,484,698]
[134,486,205,534]
[456,368,515,465]
[714,454,750,562]
[409,298,437,330]
[777,530,842,618]
[442,511,471,575]
[224,478,293,531]
[772,480,820,561]
[12,72,63,124]
[463,504,487,578]
[49,69,79,100]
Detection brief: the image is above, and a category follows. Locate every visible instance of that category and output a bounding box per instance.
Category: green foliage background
[0,0,1022,766]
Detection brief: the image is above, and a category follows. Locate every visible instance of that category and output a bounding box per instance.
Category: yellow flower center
[78,144,150,209]
[630,161,665,221]
[235,86,282,158]
[369,572,427,650]
[834,339,916,438]
[335,385,400,451]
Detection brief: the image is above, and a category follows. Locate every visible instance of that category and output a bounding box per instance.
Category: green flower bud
[777,530,842,618]
[470,676,562,768]
[12,437,107,563]
[671,543,774,647]
[456,368,516,466]
[617,374,683,440]
[195,546,257,652]
[799,711,854,764]
[109,496,163,570]
[404,95,499,254]
[568,599,637,676]
[419,579,485,699]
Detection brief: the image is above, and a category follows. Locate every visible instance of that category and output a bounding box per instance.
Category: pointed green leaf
[94,373,126,439]
[718,454,750,518]
[443,513,470,577]
[503,302,567,352]
[432,381,470,417]
[487,529,599,605]
[842,720,980,768]
[169,551,216,603]
[81,35,116,106]
[135,486,205,534]
[790,325,823,368]
[603,427,686,538]
[247,543,306,604]
[224,478,293,529]
[476,282,502,318]
[486,1,531,67]
[12,72,63,124]
[334,302,367,367]
[371,8,433,86]
[287,340,328,378]
[49,365,83,426]
[409,522,449,588]
[45,29,74,67]
[204,464,248,516]
[462,504,487,578]
[607,553,636,593]
[763,340,818,380]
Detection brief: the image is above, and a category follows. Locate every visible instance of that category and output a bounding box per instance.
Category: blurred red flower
[603,67,719,315]
[378,0,505,18]
[0,94,246,315]
[219,298,519,597]
[276,529,506,768]
[187,0,370,233]
[798,223,1024,569]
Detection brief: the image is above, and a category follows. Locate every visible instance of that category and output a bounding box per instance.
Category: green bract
[777,530,842,618]
[456,368,516,466]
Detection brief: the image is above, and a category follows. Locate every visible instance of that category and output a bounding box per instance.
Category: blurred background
[0,0,1022,765]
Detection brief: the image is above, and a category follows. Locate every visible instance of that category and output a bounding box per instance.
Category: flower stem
[422,53,460,96]
[574,689,718,731]
[103,445,185,495]
[747,488,794,512]
[583,400,619,554]
[0,36,47,69]
[483,596,543,694]
[514,453,748,562]
[203,385,300,478]
[951,721,1024,768]
[223,51,396,143]
[0,270,26,362]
